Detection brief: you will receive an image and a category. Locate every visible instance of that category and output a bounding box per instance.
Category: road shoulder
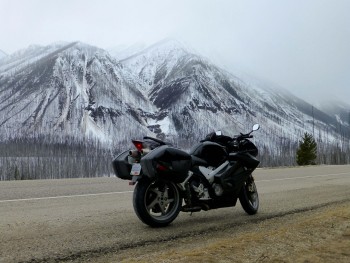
[95,201,350,263]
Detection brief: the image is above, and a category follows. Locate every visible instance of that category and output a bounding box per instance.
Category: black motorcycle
[112,124,261,227]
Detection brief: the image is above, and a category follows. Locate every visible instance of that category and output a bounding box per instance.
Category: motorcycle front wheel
[239,175,259,215]
[133,178,182,227]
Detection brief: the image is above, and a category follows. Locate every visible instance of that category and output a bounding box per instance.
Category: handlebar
[235,134,253,141]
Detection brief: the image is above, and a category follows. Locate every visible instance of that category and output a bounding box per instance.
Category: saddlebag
[141,145,192,183]
[112,150,133,180]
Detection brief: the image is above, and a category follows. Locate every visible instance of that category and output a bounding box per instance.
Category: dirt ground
[95,201,350,263]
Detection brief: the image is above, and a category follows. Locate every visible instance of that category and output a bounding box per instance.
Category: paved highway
[0,165,349,262]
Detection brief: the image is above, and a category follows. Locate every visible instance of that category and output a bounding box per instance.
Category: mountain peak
[120,38,190,63]
[149,38,187,50]
[144,38,192,56]
[107,42,148,60]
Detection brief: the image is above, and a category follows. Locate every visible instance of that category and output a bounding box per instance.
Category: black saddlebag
[112,150,133,180]
[141,145,192,183]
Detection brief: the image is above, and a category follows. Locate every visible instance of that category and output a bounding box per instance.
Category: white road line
[256,172,349,182]
[0,191,133,203]
[1,172,349,203]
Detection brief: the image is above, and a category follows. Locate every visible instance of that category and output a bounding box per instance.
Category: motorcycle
[112,124,261,227]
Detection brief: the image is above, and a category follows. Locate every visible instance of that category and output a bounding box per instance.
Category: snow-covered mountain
[0,42,156,143]
[119,39,344,145]
[0,39,348,151]
[120,39,251,140]
[108,42,147,61]
[319,100,350,127]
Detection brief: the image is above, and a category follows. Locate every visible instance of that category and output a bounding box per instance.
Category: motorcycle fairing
[189,141,227,167]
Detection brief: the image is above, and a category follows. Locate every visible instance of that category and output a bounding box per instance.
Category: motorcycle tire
[133,178,182,227]
[239,175,259,215]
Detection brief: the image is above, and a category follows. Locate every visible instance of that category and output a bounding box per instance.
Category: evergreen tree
[296,133,317,165]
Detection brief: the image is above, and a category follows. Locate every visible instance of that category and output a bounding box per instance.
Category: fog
[1,0,349,104]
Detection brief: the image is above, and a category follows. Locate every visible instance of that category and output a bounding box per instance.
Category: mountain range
[0,40,349,151]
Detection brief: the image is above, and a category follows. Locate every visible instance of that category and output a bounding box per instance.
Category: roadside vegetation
[111,202,350,263]
[0,136,113,180]
[0,132,349,180]
[296,132,317,165]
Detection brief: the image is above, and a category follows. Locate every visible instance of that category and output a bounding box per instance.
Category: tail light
[132,140,144,152]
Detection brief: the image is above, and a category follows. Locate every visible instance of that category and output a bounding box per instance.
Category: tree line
[0,129,349,181]
[0,136,114,181]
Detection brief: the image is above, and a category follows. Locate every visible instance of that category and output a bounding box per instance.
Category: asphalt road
[0,165,349,262]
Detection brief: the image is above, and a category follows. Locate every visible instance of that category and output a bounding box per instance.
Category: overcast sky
[1,0,349,105]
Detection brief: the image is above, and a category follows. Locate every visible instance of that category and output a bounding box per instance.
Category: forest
[0,131,349,181]
[0,136,113,181]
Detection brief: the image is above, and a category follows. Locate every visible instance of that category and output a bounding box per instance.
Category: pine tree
[296,133,317,165]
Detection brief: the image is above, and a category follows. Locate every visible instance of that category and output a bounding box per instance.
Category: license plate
[130,163,141,176]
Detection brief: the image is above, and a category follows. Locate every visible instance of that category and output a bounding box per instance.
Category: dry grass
[115,202,350,263]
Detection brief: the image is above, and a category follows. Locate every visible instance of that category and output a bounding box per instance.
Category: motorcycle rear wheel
[239,175,259,215]
[133,178,182,227]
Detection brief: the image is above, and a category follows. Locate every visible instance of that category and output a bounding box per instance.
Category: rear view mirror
[252,124,260,131]
[215,131,222,136]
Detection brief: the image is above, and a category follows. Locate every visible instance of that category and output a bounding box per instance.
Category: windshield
[217,124,242,137]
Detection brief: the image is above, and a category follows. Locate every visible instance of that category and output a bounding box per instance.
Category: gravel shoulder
[93,201,350,263]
